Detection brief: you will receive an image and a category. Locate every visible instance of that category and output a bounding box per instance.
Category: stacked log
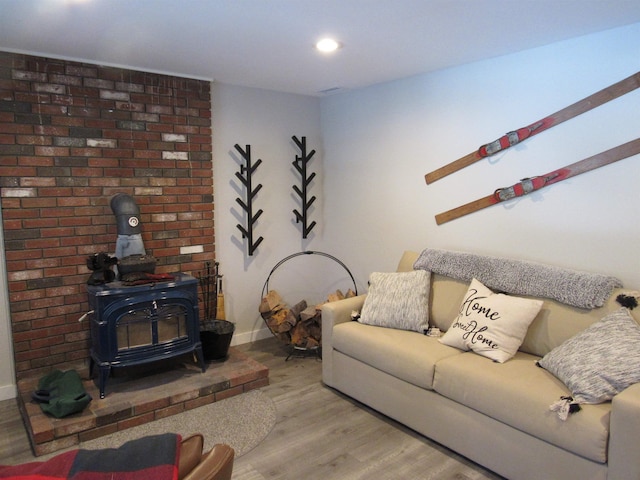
[260,288,356,349]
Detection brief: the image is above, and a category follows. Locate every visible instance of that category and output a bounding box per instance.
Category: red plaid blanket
[0,433,180,480]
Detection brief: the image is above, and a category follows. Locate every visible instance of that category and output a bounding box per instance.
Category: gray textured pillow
[538,308,640,404]
[358,270,430,333]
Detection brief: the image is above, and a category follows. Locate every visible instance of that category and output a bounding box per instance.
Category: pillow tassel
[616,292,639,310]
[549,396,581,421]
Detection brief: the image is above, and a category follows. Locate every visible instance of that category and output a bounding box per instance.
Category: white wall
[211,84,328,344]
[320,23,640,291]
[0,207,17,401]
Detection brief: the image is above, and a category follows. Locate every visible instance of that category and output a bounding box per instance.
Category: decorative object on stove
[198,261,235,361]
[109,193,162,280]
[121,272,175,286]
[86,252,118,285]
[117,253,157,279]
[110,192,146,260]
[291,135,317,239]
[233,144,264,256]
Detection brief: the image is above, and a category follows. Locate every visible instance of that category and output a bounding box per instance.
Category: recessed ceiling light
[315,38,342,53]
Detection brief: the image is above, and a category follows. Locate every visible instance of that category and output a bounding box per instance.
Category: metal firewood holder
[260,250,358,361]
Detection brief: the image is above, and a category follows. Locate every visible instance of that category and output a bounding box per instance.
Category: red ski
[425,71,640,184]
[435,138,640,225]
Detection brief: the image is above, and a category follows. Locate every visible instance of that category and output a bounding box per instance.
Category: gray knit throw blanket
[413,248,622,309]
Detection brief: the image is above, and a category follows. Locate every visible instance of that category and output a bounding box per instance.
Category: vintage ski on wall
[434,138,640,225]
[424,71,640,184]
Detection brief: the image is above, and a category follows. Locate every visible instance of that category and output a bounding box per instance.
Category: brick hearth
[16,348,268,457]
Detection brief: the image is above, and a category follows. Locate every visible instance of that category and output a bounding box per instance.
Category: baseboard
[0,383,17,401]
[231,326,273,346]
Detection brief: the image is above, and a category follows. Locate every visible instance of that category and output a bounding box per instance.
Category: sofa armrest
[608,382,640,479]
[322,294,367,346]
[321,294,366,387]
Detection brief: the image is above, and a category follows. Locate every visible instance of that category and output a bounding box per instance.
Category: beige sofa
[321,251,640,480]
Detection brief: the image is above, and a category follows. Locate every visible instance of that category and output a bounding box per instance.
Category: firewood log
[327,289,345,303]
[306,320,322,340]
[285,300,307,327]
[290,320,311,347]
[300,305,318,322]
[265,308,291,333]
[259,290,285,313]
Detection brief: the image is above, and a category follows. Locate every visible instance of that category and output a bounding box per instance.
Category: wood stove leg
[89,355,111,398]
[194,345,206,372]
[98,364,111,399]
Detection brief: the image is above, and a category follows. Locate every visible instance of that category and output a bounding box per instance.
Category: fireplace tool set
[198,261,235,361]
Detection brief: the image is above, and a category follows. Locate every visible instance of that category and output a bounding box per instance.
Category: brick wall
[0,52,214,381]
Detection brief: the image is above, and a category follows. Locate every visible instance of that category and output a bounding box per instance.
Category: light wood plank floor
[1,337,504,479]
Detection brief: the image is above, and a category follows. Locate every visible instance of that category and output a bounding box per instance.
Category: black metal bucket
[200,320,235,361]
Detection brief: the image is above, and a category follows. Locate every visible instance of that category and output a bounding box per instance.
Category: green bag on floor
[32,369,92,418]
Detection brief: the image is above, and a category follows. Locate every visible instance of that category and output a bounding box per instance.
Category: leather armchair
[179,434,235,480]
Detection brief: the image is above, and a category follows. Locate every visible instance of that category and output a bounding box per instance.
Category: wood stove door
[107,298,198,363]
[90,294,204,398]
[116,301,188,350]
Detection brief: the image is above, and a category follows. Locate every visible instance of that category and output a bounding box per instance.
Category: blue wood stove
[87,273,205,398]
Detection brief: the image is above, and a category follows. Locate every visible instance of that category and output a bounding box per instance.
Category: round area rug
[79,390,276,457]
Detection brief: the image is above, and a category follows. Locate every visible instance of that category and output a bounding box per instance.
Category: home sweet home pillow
[440,278,543,362]
[358,270,430,333]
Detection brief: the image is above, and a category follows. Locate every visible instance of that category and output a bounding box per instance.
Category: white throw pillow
[439,278,543,363]
[358,270,430,333]
[537,308,640,404]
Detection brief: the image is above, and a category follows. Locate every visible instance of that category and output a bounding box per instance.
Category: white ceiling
[1,0,640,97]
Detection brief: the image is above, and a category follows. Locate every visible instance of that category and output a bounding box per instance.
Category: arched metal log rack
[260,250,357,360]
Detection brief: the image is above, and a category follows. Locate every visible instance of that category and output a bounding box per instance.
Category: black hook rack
[291,135,317,239]
[234,144,264,256]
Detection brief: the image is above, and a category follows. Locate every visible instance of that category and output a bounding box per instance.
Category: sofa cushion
[359,270,430,333]
[439,278,543,362]
[433,351,610,463]
[537,308,640,404]
[332,321,462,389]
[427,276,632,359]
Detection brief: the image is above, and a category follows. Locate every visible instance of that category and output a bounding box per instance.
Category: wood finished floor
[0,337,503,479]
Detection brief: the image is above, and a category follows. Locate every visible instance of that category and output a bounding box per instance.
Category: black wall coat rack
[291,135,317,239]
[234,144,264,256]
